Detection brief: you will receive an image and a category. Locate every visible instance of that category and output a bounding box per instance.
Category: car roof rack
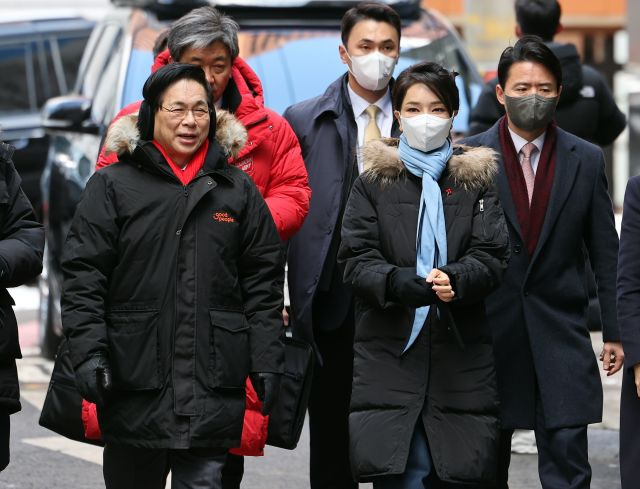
[110,0,422,23]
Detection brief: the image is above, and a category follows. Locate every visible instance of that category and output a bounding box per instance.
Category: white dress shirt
[508,128,546,175]
[348,85,393,173]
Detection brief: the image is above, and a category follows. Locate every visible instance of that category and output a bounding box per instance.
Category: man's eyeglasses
[159,105,211,121]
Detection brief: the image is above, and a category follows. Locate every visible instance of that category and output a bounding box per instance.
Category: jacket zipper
[479,198,486,239]
[171,185,188,392]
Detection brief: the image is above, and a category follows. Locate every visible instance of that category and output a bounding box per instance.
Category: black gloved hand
[387,267,437,307]
[249,372,281,415]
[74,352,112,406]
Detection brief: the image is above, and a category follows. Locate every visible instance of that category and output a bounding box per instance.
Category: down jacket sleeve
[262,111,311,241]
[0,148,44,287]
[338,177,396,308]
[238,176,285,373]
[61,172,119,368]
[439,183,510,304]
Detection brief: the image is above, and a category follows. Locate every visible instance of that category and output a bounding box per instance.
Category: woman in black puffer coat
[338,62,510,488]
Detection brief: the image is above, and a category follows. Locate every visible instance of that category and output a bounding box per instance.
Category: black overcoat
[61,112,284,449]
[617,175,640,489]
[461,122,619,429]
[338,139,510,484]
[0,142,44,415]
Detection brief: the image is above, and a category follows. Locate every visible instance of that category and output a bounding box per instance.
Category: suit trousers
[493,394,591,489]
[0,413,8,472]
[103,444,227,489]
[308,314,357,489]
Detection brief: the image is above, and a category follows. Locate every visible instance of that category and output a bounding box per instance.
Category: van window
[0,43,34,112]
[78,23,123,99]
[0,34,92,115]
[57,35,92,92]
[32,38,57,106]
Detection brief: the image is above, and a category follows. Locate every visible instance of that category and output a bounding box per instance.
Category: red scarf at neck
[152,139,209,186]
[499,117,557,256]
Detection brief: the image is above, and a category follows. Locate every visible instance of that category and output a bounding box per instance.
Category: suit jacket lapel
[529,131,579,266]
[482,127,525,243]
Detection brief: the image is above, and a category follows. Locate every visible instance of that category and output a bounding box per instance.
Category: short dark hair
[142,63,213,110]
[139,64,215,141]
[515,0,561,42]
[341,2,401,46]
[392,61,459,115]
[497,35,562,90]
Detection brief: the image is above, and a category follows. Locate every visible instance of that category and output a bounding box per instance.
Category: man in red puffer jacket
[95,6,310,488]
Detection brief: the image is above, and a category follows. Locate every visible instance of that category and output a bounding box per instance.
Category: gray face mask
[503,93,558,132]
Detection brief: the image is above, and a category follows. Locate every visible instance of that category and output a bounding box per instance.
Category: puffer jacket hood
[547,42,583,106]
[362,138,498,190]
[103,109,247,160]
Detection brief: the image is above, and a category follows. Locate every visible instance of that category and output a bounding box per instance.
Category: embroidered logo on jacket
[234,156,254,174]
[213,212,235,223]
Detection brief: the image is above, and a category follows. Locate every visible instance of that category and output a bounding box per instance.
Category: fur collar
[104,109,247,159]
[362,138,498,190]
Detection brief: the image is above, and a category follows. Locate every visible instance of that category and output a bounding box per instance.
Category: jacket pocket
[208,309,250,389]
[106,310,160,391]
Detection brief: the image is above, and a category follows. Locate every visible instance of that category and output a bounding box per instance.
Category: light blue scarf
[398,134,452,353]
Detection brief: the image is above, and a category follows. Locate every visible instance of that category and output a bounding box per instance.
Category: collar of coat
[362,138,498,191]
[312,73,396,122]
[103,109,248,161]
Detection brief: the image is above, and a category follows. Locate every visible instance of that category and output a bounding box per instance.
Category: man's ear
[555,23,564,36]
[515,25,523,38]
[496,84,506,107]
[338,44,349,66]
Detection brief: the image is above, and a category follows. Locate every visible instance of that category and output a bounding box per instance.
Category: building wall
[426,0,627,72]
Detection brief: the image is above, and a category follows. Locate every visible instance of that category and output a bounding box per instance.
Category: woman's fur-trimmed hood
[103,109,248,159]
[362,138,498,190]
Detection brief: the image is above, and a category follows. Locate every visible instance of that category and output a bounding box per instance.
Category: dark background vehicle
[37,0,483,358]
[0,17,94,221]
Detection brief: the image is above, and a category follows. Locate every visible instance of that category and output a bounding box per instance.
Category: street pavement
[0,286,623,488]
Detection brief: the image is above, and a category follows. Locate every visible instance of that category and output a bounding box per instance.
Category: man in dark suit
[617,175,640,489]
[462,36,623,489]
[468,0,626,147]
[283,3,402,488]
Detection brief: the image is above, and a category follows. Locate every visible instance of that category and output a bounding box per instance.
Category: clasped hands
[388,267,454,307]
[427,268,455,303]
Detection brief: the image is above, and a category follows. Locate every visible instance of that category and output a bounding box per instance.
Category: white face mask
[345,49,397,91]
[401,113,453,153]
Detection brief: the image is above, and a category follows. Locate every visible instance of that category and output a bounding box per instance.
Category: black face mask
[504,93,559,132]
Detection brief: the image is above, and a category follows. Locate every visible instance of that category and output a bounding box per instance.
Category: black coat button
[514,244,522,254]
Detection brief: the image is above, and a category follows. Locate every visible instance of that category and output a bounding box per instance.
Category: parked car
[38,0,483,358]
[0,16,94,221]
